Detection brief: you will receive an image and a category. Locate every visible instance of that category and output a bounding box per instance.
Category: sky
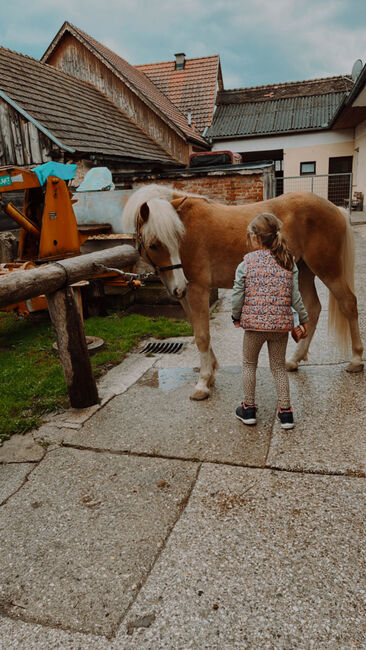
[1,0,366,89]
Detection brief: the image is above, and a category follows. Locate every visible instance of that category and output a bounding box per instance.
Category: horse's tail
[121,184,176,233]
[328,207,354,351]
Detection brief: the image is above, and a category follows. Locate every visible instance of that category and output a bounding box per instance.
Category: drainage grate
[140,341,185,354]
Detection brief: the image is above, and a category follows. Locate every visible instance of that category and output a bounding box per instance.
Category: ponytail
[247,212,294,271]
[270,229,294,271]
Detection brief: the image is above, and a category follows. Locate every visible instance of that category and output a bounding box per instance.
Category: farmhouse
[207,76,355,203]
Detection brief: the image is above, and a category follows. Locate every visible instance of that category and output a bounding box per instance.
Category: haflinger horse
[122,185,364,400]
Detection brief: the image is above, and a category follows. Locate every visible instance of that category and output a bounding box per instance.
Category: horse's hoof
[346,361,364,373]
[190,389,210,401]
[286,359,299,372]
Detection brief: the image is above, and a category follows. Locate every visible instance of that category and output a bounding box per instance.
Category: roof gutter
[0,89,76,153]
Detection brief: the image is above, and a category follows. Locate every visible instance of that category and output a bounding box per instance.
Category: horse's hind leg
[185,283,217,400]
[286,262,321,371]
[325,276,364,372]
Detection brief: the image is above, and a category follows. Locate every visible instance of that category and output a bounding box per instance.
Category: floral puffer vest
[240,249,294,331]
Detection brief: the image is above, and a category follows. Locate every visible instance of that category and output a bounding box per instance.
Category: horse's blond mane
[142,197,185,250]
[122,184,175,233]
[122,184,207,250]
[122,184,209,233]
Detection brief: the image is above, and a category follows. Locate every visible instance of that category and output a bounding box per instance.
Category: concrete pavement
[0,224,366,649]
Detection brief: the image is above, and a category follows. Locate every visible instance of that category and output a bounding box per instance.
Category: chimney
[174,52,186,70]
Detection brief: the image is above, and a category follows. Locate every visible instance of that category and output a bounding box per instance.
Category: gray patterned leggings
[242,330,290,409]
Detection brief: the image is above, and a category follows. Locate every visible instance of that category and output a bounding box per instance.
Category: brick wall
[133,170,265,204]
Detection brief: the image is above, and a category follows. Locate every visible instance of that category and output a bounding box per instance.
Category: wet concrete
[116,465,366,649]
[0,222,365,648]
[0,448,198,637]
[0,463,34,504]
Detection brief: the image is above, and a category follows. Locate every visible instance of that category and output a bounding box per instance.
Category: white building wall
[354,120,366,200]
[212,129,355,199]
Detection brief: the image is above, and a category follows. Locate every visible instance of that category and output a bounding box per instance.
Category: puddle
[138,367,198,392]
[138,366,241,392]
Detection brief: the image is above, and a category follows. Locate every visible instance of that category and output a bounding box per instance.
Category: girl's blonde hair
[246,212,294,271]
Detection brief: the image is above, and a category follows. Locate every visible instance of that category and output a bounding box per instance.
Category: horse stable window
[300,161,316,175]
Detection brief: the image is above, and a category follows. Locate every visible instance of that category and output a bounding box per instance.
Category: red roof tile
[42,23,207,147]
[136,55,220,134]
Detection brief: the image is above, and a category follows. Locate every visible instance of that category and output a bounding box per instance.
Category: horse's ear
[140,202,150,222]
[170,196,187,212]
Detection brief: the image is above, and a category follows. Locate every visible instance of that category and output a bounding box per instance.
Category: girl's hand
[301,322,309,338]
[233,321,241,329]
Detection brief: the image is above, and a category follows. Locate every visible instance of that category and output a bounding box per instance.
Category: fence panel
[276,173,352,210]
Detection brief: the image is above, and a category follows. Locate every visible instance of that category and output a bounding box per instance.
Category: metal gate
[276,173,353,211]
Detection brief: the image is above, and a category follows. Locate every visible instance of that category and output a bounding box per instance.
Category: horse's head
[137,198,188,299]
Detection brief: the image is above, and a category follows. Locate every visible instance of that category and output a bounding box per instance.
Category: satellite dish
[351,59,363,82]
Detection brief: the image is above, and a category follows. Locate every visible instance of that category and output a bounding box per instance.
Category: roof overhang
[0,89,75,153]
[331,64,366,129]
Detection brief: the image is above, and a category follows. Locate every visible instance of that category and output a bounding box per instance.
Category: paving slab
[0,617,109,650]
[61,367,276,467]
[267,365,366,475]
[115,464,366,649]
[0,433,45,463]
[0,447,198,637]
[0,463,34,504]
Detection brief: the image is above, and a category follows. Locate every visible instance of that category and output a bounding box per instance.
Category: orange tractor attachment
[0,166,141,314]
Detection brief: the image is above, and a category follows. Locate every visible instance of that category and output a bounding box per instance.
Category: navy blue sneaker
[278,406,294,429]
[235,402,257,425]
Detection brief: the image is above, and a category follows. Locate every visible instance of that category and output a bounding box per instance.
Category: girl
[231,212,309,429]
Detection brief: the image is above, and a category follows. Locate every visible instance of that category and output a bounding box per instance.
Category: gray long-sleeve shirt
[231,260,309,324]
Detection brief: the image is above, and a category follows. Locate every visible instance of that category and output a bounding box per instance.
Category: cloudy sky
[1,0,365,88]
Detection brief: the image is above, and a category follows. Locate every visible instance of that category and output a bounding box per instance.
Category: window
[300,161,316,175]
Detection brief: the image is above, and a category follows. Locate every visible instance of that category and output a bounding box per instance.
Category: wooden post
[46,287,99,408]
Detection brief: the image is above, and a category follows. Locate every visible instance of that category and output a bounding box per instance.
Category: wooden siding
[47,35,190,166]
[0,98,56,167]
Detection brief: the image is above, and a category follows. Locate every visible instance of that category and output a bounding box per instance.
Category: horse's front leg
[183,283,218,400]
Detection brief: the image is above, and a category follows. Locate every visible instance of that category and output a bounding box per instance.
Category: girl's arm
[231,261,246,321]
[292,264,309,324]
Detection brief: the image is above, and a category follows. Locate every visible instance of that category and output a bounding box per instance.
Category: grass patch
[0,311,191,444]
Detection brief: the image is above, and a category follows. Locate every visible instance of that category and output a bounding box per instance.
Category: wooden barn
[0,44,198,231]
[41,22,208,165]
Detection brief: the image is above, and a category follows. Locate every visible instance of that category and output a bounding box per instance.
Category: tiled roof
[136,55,220,134]
[0,46,179,165]
[208,77,352,139]
[42,23,207,147]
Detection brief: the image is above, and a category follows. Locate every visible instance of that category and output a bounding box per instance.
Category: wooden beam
[0,245,138,308]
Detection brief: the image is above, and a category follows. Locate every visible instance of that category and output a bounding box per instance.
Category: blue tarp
[33,162,77,186]
[76,167,114,192]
